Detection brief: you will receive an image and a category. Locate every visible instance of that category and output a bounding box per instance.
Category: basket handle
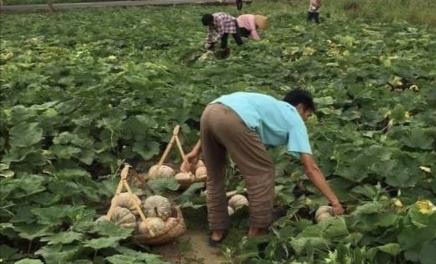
[122,179,147,222]
[174,134,186,160]
[106,164,147,222]
[106,165,130,219]
[156,125,181,167]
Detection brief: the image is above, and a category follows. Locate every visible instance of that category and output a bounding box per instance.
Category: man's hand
[331,202,344,215]
[180,150,200,173]
[180,140,202,173]
[300,153,345,216]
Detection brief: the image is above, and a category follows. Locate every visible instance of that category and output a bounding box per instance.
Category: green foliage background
[1,2,435,263]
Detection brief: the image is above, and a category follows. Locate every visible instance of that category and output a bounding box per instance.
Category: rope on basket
[156,125,186,169]
[106,164,147,222]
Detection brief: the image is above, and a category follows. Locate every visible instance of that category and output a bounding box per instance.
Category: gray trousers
[200,103,275,230]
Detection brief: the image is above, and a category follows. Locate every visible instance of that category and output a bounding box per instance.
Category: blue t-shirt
[212,92,312,157]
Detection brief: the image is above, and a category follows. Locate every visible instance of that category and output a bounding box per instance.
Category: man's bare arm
[300,153,344,215]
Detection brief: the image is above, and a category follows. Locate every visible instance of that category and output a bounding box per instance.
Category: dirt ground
[151,226,228,264]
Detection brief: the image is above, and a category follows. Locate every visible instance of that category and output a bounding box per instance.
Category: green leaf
[177,182,205,204]
[115,246,166,263]
[132,141,160,160]
[351,185,378,199]
[106,255,137,264]
[9,122,43,148]
[53,168,90,179]
[318,217,349,239]
[84,237,122,250]
[15,224,53,240]
[14,259,44,264]
[377,243,401,256]
[0,223,14,231]
[419,240,436,264]
[148,178,180,193]
[72,260,93,264]
[0,163,15,178]
[0,244,19,261]
[314,96,335,106]
[290,236,329,254]
[40,231,84,245]
[35,244,80,263]
[50,145,81,159]
[352,201,383,215]
[91,221,132,239]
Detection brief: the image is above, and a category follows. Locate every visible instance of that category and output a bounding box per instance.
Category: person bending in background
[308,0,322,23]
[237,14,268,41]
[181,89,344,246]
[202,12,243,51]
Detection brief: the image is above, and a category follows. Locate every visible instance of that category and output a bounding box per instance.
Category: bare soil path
[152,227,228,264]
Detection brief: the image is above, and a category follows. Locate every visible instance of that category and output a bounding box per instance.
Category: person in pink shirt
[236,14,268,41]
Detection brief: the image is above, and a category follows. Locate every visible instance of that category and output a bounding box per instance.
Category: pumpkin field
[1,1,436,263]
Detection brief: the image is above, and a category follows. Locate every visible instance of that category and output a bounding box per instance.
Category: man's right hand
[180,150,200,173]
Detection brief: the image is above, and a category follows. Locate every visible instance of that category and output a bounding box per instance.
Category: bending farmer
[202,12,243,50]
[237,14,268,41]
[181,90,344,245]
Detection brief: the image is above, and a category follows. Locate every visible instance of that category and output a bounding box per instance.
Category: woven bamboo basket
[147,125,207,188]
[133,206,186,246]
[107,164,186,246]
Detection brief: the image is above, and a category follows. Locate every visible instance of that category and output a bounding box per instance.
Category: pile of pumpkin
[97,192,185,245]
[148,160,207,188]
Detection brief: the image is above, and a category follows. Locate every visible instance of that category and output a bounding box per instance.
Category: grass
[326,0,436,27]
[251,0,436,28]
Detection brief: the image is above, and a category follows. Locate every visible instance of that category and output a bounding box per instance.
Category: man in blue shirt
[181,89,344,245]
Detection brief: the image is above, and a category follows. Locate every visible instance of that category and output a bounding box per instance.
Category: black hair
[283,89,316,111]
[202,14,214,26]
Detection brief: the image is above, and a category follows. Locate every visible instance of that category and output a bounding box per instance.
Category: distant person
[308,0,321,23]
[236,0,243,11]
[237,14,268,41]
[202,12,243,51]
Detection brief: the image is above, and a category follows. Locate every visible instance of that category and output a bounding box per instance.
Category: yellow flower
[416,200,436,214]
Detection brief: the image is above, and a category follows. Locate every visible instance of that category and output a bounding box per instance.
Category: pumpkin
[228,194,249,210]
[195,160,205,169]
[142,195,172,221]
[315,206,333,223]
[195,166,207,181]
[175,172,195,185]
[111,192,141,216]
[137,217,166,238]
[228,206,235,216]
[110,207,137,229]
[148,165,175,179]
